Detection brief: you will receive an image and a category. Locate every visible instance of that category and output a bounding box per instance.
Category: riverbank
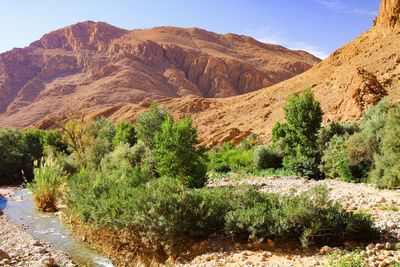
[0,188,75,267]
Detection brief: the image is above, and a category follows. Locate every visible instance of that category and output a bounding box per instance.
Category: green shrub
[239,133,259,150]
[29,155,67,212]
[208,146,253,173]
[321,136,368,182]
[253,145,282,170]
[272,90,323,179]
[318,122,359,153]
[154,117,207,188]
[360,99,394,141]
[66,175,378,254]
[225,186,377,246]
[100,142,155,178]
[370,107,400,189]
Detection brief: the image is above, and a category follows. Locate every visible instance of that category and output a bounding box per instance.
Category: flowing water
[3,189,114,267]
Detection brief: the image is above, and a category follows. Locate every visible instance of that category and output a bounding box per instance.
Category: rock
[267,239,275,247]
[376,243,385,250]
[367,243,376,250]
[32,240,43,246]
[319,246,333,255]
[387,221,397,229]
[385,242,392,250]
[0,249,10,260]
[374,196,386,204]
[41,257,56,266]
[2,258,11,265]
[379,260,389,267]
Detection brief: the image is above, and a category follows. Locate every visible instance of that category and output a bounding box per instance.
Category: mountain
[77,0,398,147]
[0,22,319,128]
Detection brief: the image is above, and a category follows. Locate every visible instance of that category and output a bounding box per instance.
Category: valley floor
[1,177,400,267]
[0,188,75,267]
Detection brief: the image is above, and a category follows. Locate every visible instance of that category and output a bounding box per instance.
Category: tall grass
[29,156,66,212]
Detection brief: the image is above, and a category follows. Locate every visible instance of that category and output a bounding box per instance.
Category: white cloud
[313,0,378,16]
[247,27,329,59]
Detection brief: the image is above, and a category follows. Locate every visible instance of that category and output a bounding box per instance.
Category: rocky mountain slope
[0,22,319,128]
[81,0,399,147]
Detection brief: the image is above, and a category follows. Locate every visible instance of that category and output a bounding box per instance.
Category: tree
[154,116,207,188]
[370,107,400,189]
[136,103,170,148]
[272,90,323,178]
[113,122,137,147]
[0,129,28,184]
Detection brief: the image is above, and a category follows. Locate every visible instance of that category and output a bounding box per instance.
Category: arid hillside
[0,22,319,128]
[77,0,399,147]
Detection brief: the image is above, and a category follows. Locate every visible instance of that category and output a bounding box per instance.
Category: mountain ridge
[0,22,320,128]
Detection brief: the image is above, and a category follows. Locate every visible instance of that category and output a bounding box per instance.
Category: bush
[208,145,254,173]
[154,116,207,188]
[272,90,323,179]
[29,155,67,212]
[317,122,359,153]
[370,107,400,189]
[253,145,282,170]
[100,142,156,179]
[321,136,368,182]
[225,186,378,247]
[66,175,378,255]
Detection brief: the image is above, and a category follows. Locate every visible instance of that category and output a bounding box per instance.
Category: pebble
[319,246,333,255]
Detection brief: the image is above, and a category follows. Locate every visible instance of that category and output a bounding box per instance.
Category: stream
[3,189,114,267]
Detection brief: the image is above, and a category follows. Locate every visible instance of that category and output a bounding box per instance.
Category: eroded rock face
[0,22,320,127]
[375,0,400,32]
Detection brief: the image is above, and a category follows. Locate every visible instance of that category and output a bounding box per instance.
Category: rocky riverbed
[0,188,75,267]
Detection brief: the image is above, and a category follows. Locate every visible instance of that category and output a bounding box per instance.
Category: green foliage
[29,154,67,212]
[208,144,253,173]
[0,127,68,185]
[87,117,116,169]
[321,136,368,182]
[360,99,394,142]
[113,122,137,147]
[0,128,28,184]
[66,176,378,254]
[154,116,207,188]
[273,90,323,179]
[328,251,366,267]
[225,186,377,246]
[101,142,155,179]
[318,122,359,153]
[321,136,351,180]
[136,103,170,148]
[370,106,400,189]
[253,145,282,170]
[239,133,259,150]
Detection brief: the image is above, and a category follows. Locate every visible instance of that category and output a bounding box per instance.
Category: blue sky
[0,0,381,58]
